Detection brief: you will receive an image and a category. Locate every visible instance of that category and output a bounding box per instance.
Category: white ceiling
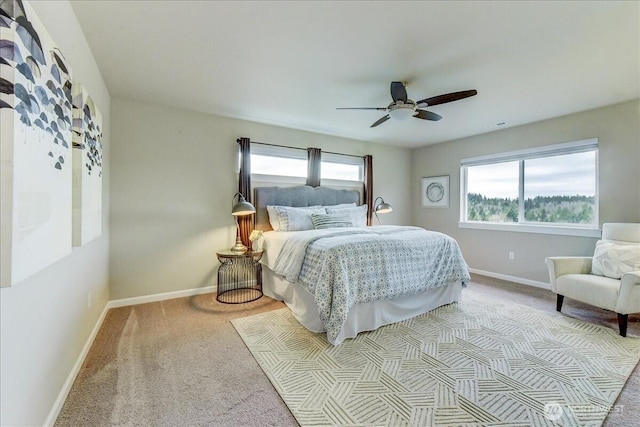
[70,1,639,148]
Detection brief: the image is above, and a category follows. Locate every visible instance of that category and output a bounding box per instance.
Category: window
[247,144,363,188]
[250,145,307,180]
[467,161,519,222]
[320,152,363,184]
[460,139,599,237]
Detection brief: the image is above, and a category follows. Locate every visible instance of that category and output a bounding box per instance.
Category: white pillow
[591,240,640,279]
[266,205,325,231]
[325,204,368,227]
[266,205,319,230]
[311,213,353,229]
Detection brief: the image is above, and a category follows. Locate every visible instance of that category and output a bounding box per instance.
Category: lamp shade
[374,197,393,214]
[231,193,255,216]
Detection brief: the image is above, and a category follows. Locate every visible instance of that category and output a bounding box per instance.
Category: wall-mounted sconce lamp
[231,192,255,253]
[373,196,393,224]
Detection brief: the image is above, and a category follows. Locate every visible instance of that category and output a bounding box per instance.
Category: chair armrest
[546,256,592,277]
[545,257,593,292]
[616,271,640,314]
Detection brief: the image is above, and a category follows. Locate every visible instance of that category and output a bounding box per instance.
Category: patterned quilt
[272,226,470,343]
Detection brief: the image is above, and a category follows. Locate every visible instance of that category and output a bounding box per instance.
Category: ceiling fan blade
[370,115,390,128]
[390,81,407,102]
[336,107,387,110]
[416,89,477,107]
[414,110,442,121]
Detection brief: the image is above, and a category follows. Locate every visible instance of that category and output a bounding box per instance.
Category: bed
[254,185,470,345]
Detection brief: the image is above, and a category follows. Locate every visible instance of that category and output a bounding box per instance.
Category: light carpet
[232,291,640,427]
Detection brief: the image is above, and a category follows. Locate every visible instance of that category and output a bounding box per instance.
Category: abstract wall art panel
[1,0,73,286]
[72,83,102,246]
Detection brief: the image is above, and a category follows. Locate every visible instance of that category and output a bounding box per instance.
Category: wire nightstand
[215,250,263,304]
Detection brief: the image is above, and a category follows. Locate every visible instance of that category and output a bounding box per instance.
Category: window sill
[458,221,601,238]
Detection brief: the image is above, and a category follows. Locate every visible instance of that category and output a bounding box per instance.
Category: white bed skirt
[262,266,463,345]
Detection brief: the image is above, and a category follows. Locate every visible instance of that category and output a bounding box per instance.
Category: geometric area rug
[232,291,640,427]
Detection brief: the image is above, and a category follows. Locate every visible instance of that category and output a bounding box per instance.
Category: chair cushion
[556,273,620,311]
[591,240,640,279]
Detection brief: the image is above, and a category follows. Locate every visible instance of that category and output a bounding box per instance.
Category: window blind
[460,138,598,167]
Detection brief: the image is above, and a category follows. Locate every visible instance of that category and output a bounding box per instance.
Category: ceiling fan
[337,81,477,128]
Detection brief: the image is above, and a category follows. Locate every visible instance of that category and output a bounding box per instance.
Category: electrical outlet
[508,251,515,260]
[87,292,92,309]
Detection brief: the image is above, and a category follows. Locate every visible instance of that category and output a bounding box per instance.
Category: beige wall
[0,1,111,425]
[109,98,412,300]
[411,99,640,284]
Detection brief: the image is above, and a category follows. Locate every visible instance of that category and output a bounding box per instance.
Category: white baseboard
[108,285,217,308]
[44,303,110,427]
[469,268,552,290]
[45,284,218,425]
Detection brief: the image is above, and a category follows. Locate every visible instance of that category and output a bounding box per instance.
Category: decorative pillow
[266,205,319,231]
[266,205,325,231]
[325,204,368,227]
[591,240,640,279]
[311,213,353,229]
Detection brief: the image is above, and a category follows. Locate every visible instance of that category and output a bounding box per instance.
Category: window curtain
[237,137,253,247]
[306,147,321,187]
[364,155,373,226]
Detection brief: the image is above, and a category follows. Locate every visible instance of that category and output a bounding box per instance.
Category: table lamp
[374,196,393,224]
[231,192,255,253]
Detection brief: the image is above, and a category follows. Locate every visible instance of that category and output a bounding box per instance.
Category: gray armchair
[546,223,640,336]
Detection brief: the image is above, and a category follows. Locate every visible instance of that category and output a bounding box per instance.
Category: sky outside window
[467,161,519,199]
[321,162,361,181]
[251,154,307,177]
[524,151,596,198]
[468,153,596,198]
[251,153,362,181]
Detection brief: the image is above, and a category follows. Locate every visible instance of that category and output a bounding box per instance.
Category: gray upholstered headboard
[254,185,360,231]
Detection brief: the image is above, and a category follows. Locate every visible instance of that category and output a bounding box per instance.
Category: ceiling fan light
[388,107,415,121]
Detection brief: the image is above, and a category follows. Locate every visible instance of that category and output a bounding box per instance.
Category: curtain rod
[237,139,365,160]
